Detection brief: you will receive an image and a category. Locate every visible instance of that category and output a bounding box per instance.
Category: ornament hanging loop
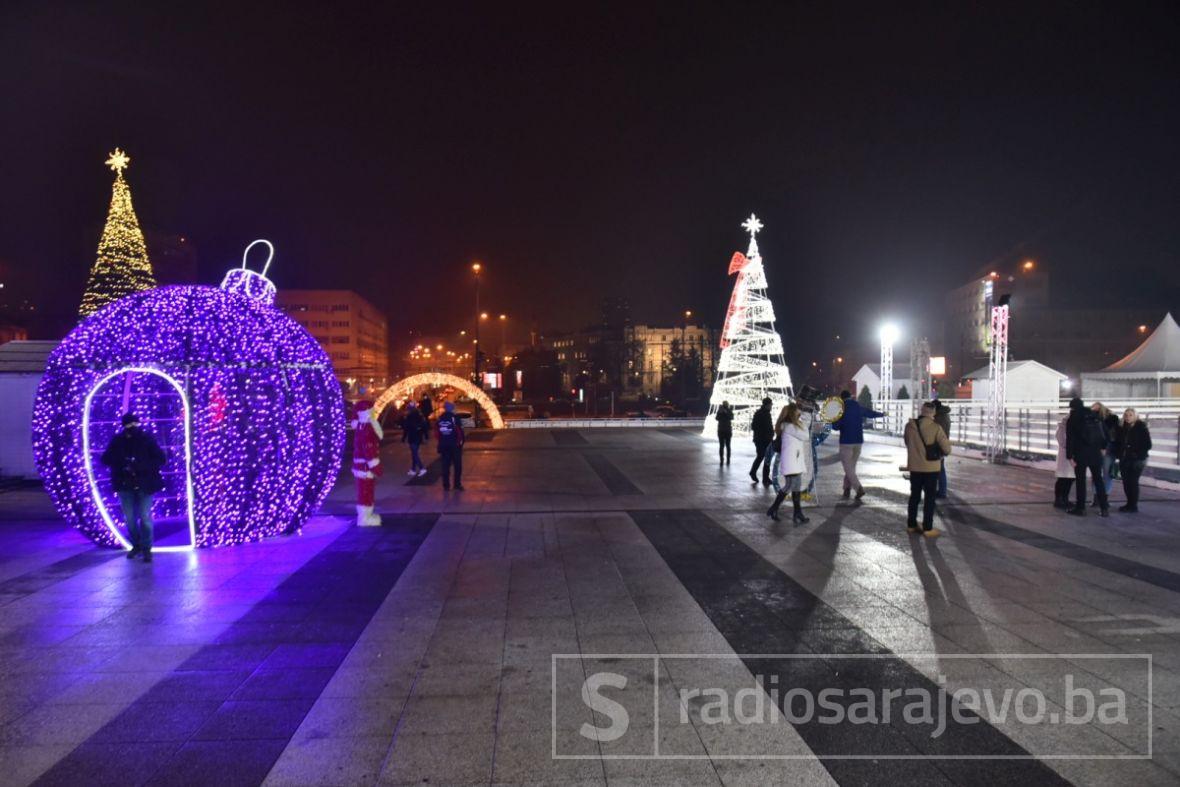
[241,239,275,277]
[221,238,278,306]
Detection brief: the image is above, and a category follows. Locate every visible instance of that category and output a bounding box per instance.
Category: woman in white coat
[767,403,810,523]
[1054,415,1074,509]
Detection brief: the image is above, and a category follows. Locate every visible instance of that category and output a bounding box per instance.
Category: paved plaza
[1,427,1179,785]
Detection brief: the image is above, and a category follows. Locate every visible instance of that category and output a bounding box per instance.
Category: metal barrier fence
[503,417,706,430]
[873,398,1180,469]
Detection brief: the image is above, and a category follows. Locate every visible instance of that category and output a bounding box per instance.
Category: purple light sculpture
[33,241,345,550]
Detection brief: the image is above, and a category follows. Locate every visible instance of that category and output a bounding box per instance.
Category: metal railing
[873,398,1180,469]
[504,417,706,430]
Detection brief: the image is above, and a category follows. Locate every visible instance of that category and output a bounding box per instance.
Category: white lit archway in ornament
[372,373,505,430]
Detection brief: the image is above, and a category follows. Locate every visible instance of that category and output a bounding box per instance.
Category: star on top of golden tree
[105,148,130,174]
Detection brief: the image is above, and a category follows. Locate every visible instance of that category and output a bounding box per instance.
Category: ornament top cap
[220,239,277,305]
[105,148,130,174]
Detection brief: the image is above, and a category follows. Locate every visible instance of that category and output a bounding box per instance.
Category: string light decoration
[372,372,505,429]
[703,214,795,436]
[34,242,344,550]
[78,148,157,318]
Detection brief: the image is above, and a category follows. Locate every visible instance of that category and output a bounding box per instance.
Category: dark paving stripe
[0,551,120,596]
[34,514,438,787]
[878,488,1180,595]
[551,429,589,446]
[582,452,643,496]
[629,509,1071,785]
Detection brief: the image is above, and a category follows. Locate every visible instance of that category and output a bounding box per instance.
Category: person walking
[1053,414,1074,509]
[749,397,775,486]
[436,401,466,491]
[932,398,952,498]
[1065,397,1109,516]
[401,401,429,477]
[903,401,952,537]
[1114,408,1152,513]
[1090,402,1119,505]
[100,413,166,562]
[832,389,884,500]
[715,401,734,466]
[766,404,810,524]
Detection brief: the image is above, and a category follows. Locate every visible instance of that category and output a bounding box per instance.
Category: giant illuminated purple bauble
[33,244,344,550]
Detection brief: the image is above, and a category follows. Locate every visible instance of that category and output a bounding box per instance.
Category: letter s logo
[579,672,629,742]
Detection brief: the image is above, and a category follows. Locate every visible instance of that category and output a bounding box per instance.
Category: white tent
[963,359,1067,402]
[1081,312,1180,399]
[851,363,915,400]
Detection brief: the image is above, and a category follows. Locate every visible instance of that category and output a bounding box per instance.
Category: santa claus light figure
[352,400,383,526]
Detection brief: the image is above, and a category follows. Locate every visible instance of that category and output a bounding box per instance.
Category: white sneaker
[406,469,417,476]
[416,468,427,477]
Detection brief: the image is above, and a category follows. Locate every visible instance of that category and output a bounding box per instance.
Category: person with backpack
[1114,408,1152,513]
[749,397,775,486]
[902,401,952,537]
[436,401,466,491]
[401,401,429,477]
[100,412,167,562]
[1065,397,1108,516]
[715,401,734,467]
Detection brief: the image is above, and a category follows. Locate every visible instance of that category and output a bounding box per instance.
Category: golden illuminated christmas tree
[78,148,156,318]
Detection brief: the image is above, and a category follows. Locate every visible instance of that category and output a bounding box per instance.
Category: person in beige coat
[903,401,953,537]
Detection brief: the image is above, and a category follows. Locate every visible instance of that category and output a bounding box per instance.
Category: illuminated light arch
[82,366,197,552]
[373,373,505,430]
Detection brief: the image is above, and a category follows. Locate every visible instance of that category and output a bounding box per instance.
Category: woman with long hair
[767,403,810,524]
[1090,401,1119,504]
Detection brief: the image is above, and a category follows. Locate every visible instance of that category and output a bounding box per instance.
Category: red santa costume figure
[351,399,383,526]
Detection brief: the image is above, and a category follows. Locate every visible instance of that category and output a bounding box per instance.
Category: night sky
[3,2,1178,368]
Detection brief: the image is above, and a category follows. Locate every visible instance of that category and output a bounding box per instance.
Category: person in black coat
[401,402,430,477]
[749,397,774,486]
[1114,408,1152,513]
[1065,397,1109,516]
[100,413,166,561]
[715,401,734,467]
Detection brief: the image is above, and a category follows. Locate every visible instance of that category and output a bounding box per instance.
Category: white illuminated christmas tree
[703,214,794,436]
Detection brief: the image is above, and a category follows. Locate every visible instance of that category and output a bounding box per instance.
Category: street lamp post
[499,314,507,358]
[879,322,900,429]
[472,262,482,387]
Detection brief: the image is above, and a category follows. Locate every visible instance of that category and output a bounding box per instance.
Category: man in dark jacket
[100,413,166,561]
[715,401,734,467]
[749,398,774,485]
[436,401,466,491]
[932,399,952,498]
[1065,397,1108,516]
[401,402,430,477]
[832,390,885,500]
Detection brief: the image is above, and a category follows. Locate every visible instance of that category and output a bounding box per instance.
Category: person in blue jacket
[832,389,884,500]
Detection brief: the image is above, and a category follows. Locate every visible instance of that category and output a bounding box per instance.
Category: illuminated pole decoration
[703,214,794,436]
[78,148,157,318]
[984,296,1010,463]
[33,241,345,550]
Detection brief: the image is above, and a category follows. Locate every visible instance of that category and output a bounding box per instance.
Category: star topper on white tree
[703,214,794,436]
